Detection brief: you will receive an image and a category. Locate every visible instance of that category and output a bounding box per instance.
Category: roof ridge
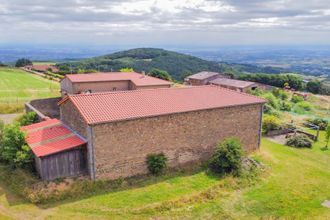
[68,85,213,98]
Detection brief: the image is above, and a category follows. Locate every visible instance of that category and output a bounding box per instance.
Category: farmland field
[0,135,329,219]
[0,67,59,113]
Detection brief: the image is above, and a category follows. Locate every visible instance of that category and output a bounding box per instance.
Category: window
[113,87,117,91]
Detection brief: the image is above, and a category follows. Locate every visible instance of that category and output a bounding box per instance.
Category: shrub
[306,118,328,130]
[325,124,330,149]
[291,95,304,103]
[286,134,312,148]
[146,153,167,175]
[0,124,33,169]
[262,115,281,134]
[262,93,280,110]
[280,101,292,111]
[272,88,288,100]
[296,101,312,111]
[208,138,244,176]
[16,112,38,126]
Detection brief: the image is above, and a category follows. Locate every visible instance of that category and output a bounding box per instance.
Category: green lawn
[0,134,329,219]
[0,67,59,113]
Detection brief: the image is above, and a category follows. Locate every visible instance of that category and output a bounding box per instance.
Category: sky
[0,0,330,46]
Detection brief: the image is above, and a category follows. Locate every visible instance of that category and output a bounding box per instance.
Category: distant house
[25,64,59,73]
[209,78,258,93]
[60,72,172,96]
[22,86,265,181]
[184,71,231,86]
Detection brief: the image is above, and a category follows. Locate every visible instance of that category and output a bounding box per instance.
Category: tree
[0,124,33,168]
[148,69,172,81]
[120,67,134,72]
[306,80,321,94]
[16,112,38,126]
[15,58,32,67]
[325,124,330,149]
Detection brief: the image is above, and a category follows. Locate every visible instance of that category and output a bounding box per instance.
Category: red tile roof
[60,85,266,125]
[21,119,86,157]
[64,72,172,87]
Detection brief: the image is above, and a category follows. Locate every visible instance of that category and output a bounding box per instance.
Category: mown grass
[0,135,329,219]
[0,67,60,113]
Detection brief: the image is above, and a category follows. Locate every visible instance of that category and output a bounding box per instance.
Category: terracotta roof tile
[62,85,266,125]
[65,72,172,87]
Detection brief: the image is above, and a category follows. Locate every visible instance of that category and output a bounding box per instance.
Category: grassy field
[0,67,59,113]
[0,134,329,219]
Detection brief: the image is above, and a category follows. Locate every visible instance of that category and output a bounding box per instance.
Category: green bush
[0,124,33,169]
[146,153,167,175]
[291,95,304,103]
[286,134,312,148]
[306,118,328,130]
[262,93,280,110]
[280,101,292,111]
[272,88,288,100]
[16,112,38,126]
[208,138,244,176]
[296,101,312,111]
[262,115,281,134]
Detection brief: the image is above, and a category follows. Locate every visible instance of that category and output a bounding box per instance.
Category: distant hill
[57,48,287,81]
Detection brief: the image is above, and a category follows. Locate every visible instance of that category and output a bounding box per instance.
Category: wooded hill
[57,48,286,81]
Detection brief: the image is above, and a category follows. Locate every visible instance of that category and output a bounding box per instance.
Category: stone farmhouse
[25,64,59,73]
[23,85,266,181]
[185,71,258,92]
[184,71,231,86]
[209,78,258,93]
[60,72,172,96]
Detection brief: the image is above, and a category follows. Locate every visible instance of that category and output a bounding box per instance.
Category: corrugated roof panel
[65,85,266,125]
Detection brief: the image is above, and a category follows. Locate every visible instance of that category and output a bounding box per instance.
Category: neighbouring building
[184,71,231,86]
[209,78,258,93]
[25,64,59,73]
[60,72,172,96]
[22,86,265,181]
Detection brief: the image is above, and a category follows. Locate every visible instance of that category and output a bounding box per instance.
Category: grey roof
[209,78,257,88]
[186,71,220,80]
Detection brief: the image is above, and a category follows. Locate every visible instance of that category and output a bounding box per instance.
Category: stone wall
[73,81,130,94]
[91,104,263,180]
[60,101,88,138]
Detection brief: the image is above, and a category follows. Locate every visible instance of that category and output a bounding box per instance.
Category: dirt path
[0,114,20,124]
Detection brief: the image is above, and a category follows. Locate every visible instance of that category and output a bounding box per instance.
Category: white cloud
[111,0,235,15]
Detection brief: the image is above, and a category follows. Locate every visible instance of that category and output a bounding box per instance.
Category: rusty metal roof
[65,72,172,87]
[186,72,221,80]
[60,85,266,125]
[21,119,86,157]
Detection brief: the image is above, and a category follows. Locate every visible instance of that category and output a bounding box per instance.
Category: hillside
[0,67,59,113]
[57,48,239,81]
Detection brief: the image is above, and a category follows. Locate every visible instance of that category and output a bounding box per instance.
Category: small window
[113,87,117,91]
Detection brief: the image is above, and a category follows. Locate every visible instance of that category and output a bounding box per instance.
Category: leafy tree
[16,112,38,126]
[148,68,172,81]
[208,138,244,176]
[15,58,32,67]
[0,124,33,168]
[120,67,134,72]
[306,80,321,94]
